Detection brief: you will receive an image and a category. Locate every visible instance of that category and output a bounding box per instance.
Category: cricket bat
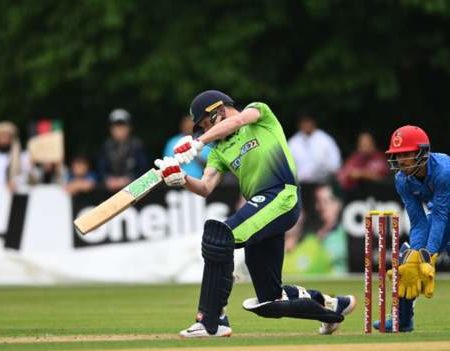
[73,168,163,235]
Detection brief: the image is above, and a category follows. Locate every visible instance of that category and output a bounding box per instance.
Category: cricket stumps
[364,210,400,333]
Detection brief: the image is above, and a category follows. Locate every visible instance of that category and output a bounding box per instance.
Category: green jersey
[206,102,298,199]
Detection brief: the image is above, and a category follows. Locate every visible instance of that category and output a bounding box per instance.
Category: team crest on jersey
[230,139,259,170]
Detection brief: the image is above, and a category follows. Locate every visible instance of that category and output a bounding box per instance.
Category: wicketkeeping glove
[418,249,438,298]
[154,157,186,187]
[396,247,422,300]
[173,135,204,164]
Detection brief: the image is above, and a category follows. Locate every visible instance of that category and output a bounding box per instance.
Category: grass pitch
[1,279,450,350]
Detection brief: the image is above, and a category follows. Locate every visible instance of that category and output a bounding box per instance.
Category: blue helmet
[189,90,234,134]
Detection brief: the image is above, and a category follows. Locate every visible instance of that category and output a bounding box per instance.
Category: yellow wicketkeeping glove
[395,249,422,300]
[418,249,438,298]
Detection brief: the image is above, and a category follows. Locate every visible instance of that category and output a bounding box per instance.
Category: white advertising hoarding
[0,185,245,284]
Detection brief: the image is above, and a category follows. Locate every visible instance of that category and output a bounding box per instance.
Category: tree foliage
[1,0,450,156]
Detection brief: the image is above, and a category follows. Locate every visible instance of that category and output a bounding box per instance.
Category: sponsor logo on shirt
[251,195,266,203]
[230,139,259,170]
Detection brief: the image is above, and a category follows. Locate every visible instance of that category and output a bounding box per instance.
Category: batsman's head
[386,125,430,176]
[189,90,234,135]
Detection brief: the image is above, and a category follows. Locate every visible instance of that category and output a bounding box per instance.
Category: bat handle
[154,154,184,169]
[154,159,163,168]
[175,153,184,164]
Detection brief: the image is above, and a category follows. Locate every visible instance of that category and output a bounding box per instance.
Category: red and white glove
[173,135,204,164]
[154,157,186,186]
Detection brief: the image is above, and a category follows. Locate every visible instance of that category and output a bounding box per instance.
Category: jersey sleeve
[245,102,279,129]
[206,148,228,173]
[427,174,450,253]
[395,176,428,249]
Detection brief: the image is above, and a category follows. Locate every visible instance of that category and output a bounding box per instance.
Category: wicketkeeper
[154,90,356,337]
[376,125,450,332]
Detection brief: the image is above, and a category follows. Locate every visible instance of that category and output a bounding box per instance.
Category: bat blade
[73,168,162,235]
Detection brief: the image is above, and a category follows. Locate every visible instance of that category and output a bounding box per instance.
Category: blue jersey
[395,153,450,253]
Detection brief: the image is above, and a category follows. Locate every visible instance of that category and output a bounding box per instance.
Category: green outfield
[1,279,450,350]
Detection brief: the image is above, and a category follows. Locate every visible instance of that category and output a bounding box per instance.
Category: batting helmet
[386,125,430,174]
[189,90,234,134]
[385,125,430,154]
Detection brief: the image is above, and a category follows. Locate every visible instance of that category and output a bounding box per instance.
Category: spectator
[163,115,211,179]
[286,114,341,253]
[97,108,148,192]
[288,113,341,184]
[0,121,28,191]
[28,162,66,185]
[337,131,389,191]
[64,155,97,195]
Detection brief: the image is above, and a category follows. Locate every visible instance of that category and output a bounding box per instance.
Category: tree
[1,0,450,157]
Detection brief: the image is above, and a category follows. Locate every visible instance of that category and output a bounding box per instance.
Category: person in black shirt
[97,109,148,192]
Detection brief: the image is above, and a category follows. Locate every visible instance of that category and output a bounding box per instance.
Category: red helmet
[386,125,430,154]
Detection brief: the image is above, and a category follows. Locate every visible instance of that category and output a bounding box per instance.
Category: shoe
[373,317,414,332]
[373,298,414,332]
[319,295,356,335]
[179,315,232,338]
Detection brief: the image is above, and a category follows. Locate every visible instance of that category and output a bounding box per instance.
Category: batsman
[377,125,450,332]
[154,90,356,337]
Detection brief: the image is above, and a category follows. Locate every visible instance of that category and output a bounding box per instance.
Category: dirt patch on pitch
[94,342,450,351]
[1,335,450,351]
[0,334,177,343]
[0,332,343,343]
[0,332,332,343]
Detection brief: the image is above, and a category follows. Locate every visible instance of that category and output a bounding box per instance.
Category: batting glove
[154,157,186,187]
[418,249,438,298]
[173,135,204,164]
